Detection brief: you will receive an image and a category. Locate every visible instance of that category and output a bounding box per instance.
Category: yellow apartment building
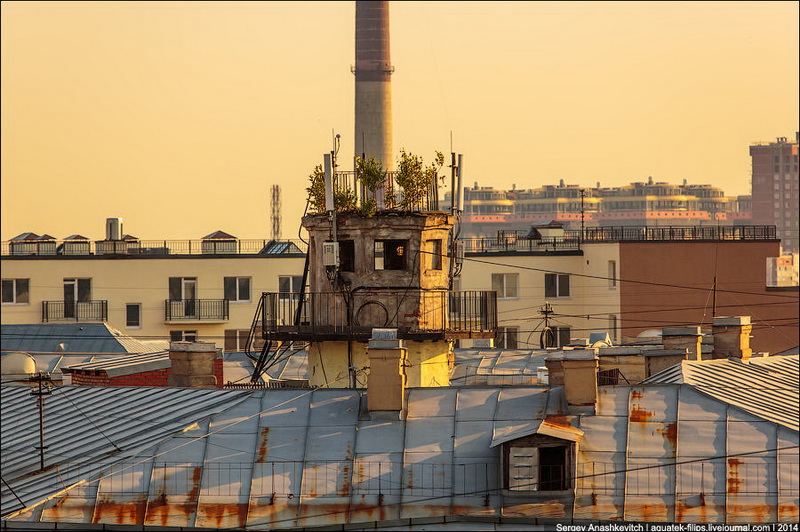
[1,234,306,351]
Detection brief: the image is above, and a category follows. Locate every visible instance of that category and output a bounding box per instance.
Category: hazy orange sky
[2,1,798,240]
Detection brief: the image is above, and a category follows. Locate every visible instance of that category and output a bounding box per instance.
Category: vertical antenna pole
[712,276,717,318]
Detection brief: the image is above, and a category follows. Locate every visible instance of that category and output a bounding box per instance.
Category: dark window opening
[538,446,567,491]
[126,304,141,328]
[375,240,407,270]
[339,240,355,272]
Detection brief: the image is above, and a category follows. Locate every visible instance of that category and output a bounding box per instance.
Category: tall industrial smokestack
[354,0,393,181]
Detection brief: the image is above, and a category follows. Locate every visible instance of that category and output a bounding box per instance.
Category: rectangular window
[278,275,303,301]
[544,273,570,298]
[427,239,443,270]
[495,326,519,349]
[168,277,197,300]
[339,240,355,272]
[492,273,519,299]
[170,330,197,342]
[374,240,407,270]
[507,443,570,492]
[224,277,251,302]
[2,279,29,304]
[63,278,91,318]
[225,329,259,351]
[126,303,141,328]
[608,261,617,289]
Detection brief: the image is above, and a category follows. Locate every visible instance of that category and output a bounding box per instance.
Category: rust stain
[729,504,772,524]
[187,466,203,501]
[779,504,799,520]
[92,495,147,525]
[727,458,743,494]
[198,503,248,529]
[544,415,570,427]
[338,464,351,497]
[406,468,414,489]
[629,406,654,423]
[256,427,270,463]
[656,422,677,454]
[630,390,643,400]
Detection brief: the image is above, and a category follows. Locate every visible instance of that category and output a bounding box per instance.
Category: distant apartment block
[444,178,751,239]
[750,133,800,253]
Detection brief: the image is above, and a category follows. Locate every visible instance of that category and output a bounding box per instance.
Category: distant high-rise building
[750,133,799,252]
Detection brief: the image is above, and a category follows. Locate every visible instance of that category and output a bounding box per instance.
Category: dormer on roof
[60,235,91,256]
[202,230,237,254]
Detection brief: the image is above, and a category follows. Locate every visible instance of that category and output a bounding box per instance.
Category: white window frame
[495,326,519,349]
[126,303,142,329]
[544,273,570,298]
[224,276,251,303]
[492,273,519,299]
[278,275,303,301]
[2,278,29,305]
[170,330,197,342]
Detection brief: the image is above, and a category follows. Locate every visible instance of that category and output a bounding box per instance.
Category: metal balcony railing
[258,290,496,340]
[164,299,229,321]
[42,300,108,322]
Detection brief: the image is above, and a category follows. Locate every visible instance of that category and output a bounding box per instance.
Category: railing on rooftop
[42,300,108,322]
[331,170,443,212]
[578,225,777,242]
[461,236,581,253]
[259,289,496,341]
[164,299,229,321]
[2,239,308,257]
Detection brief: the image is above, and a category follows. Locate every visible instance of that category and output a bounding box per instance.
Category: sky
[1,1,798,241]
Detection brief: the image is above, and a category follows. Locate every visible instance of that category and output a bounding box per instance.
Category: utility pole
[29,372,53,471]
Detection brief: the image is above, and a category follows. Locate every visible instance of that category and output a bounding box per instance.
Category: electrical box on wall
[322,241,340,267]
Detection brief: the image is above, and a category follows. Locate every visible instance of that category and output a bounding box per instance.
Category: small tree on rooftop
[306,165,326,213]
[395,150,445,211]
[356,155,386,216]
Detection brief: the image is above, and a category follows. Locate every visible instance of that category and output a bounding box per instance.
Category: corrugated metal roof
[3,381,796,527]
[63,351,171,377]
[0,386,252,516]
[642,355,799,430]
[1,324,169,355]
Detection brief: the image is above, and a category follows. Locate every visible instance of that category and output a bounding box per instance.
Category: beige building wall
[1,256,305,349]
[457,243,621,347]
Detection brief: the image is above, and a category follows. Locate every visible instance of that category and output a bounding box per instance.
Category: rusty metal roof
[3,379,797,527]
[642,355,799,430]
[0,386,252,516]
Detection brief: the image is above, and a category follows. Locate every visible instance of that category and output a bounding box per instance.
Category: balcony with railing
[42,300,108,322]
[258,290,496,341]
[164,299,229,322]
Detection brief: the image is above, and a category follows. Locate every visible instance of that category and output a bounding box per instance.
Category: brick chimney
[168,341,218,388]
[662,326,703,361]
[712,316,752,360]
[367,329,407,419]
[546,349,599,412]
